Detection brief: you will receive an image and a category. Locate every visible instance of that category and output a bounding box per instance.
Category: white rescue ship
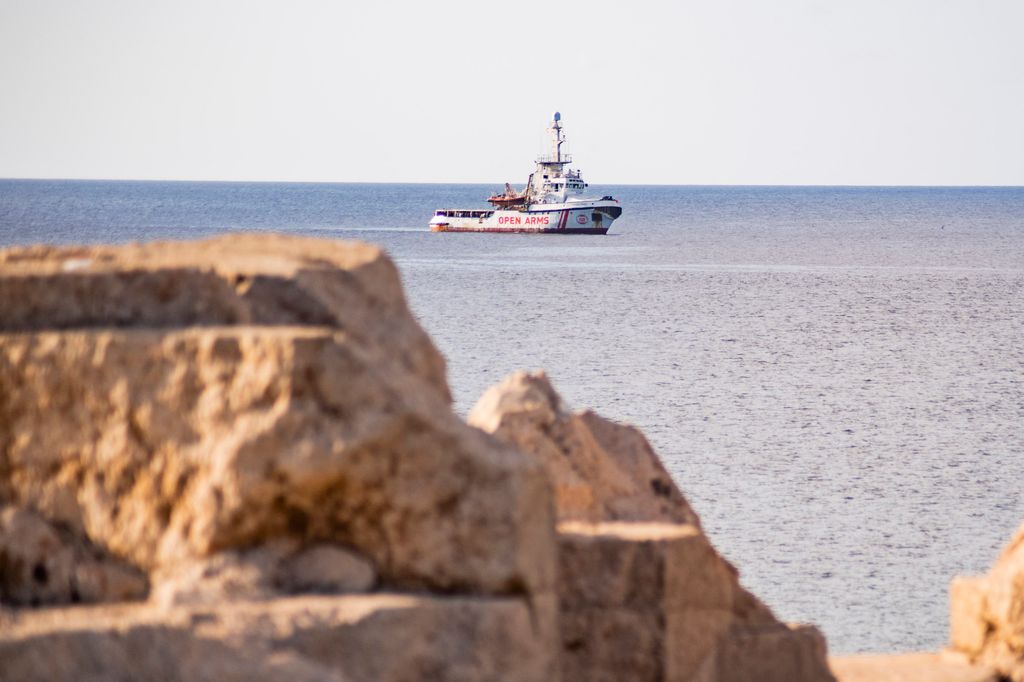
[430,112,622,234]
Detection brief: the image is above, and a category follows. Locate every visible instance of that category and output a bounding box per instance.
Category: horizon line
[2,176,1023,190]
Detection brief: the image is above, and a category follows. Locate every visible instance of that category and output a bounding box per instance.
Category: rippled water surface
[2,179,1023,653]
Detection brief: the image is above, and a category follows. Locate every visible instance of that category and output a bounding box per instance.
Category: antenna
[551,112,564,163]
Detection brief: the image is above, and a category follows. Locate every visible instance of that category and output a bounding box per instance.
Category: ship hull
[430,203,620,234]
[432,225,609,234]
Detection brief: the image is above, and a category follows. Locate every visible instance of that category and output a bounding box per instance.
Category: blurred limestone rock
[0,505,147,606]
[0,594,549,682]
[469,370,699,525]
[149,540,378,608]
[0,234,448,397]
[949,522,1024,680]
[0,235,555,599]
[275,543,377,595]
[471,371,835,681]
[0,234,558,680]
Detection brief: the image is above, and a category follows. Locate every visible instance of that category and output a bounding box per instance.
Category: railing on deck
[535,154,572,164]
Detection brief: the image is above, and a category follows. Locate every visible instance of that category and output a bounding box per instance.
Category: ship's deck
[433,209,495,218]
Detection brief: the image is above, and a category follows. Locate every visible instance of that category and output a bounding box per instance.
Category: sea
[2,179,1023,655]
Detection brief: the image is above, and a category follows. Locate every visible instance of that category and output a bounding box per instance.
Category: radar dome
[552,111,561,122]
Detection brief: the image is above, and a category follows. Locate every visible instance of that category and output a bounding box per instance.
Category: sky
[1,0,1022,185]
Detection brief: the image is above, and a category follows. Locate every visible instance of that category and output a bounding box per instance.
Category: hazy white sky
[1,0,1022,185]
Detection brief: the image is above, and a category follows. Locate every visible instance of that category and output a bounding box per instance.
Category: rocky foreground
[0,234,1015,681]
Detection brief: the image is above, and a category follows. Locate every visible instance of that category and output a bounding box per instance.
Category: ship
[429,112,622,234]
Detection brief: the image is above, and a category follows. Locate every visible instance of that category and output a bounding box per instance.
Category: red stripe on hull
[431,225,609,235]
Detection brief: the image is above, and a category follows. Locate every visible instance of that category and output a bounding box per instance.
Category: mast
[526,112,574,203]
[552,111,564,163]
[536,112,571,168]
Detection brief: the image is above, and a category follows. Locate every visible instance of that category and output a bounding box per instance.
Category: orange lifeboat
[488,183,527,208]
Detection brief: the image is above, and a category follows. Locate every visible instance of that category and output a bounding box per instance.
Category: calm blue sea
[2,179,1023,654]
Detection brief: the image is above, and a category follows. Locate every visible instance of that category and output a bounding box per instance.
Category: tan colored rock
[151,542,378,607]
[0,234,448,400]
[951,577,990,655]
[830,652,999,682]
[469,371,699,525]
[0,593,553,681]
[150,545,286,608]
[470,372,833,680]
[556,522,749,613]
[276,544,376,595]
[0,237,555,603]
[0,505,147,606]
[0,327,553,597]
[560,607,664,681]
[950,522,1024,680]
[557,521,834,681]
[696,623,833,682]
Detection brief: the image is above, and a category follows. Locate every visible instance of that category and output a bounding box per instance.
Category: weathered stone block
[949,522,1024,680]
[471,371,833,681]
[0,237,557,603]
[665,607,738,681]
[557,521,833,681]
[0,505,147,606]
[561,607,663,681]
[951,576,991,655]
[0,593,554,681]
[696,622,834,682]
[0,235,448,399]
[276,544,376,594]
[469,371,699,525]
[0,326,553,598]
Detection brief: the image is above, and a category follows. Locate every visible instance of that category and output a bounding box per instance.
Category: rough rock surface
[276,544,377,595]
[558,521,834,681]
[0,234,448,397]
[0,505,147,606]
[149,541,377,607]
[472,371,834,680]
[0,593,551,682]
[950,521,1024,680]
[0,236,555,599]
[469,371,699,525]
